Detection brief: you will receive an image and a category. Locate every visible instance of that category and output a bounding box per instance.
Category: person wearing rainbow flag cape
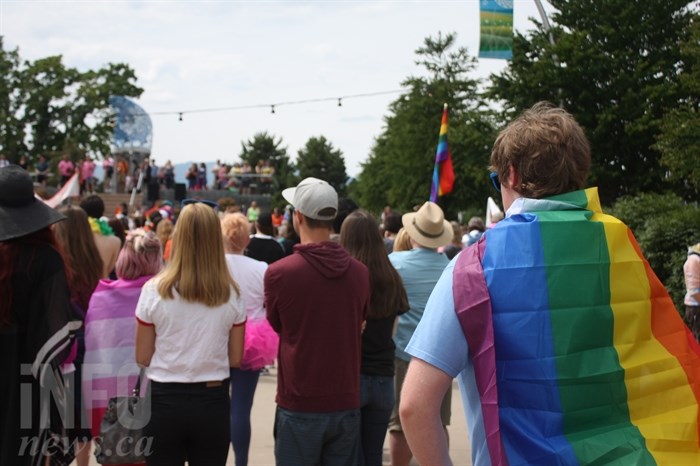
[400,102,700,466]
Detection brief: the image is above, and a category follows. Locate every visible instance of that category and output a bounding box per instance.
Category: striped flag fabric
[429,104,455,203]
[43,172,80,208]
[82,276,151,440]
[479,0,514,60]
[455,187,700,464]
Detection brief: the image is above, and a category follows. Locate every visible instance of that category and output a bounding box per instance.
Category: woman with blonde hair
[392,227,413,252]
[340,210,409,466]
[221,212,278,466]
[135,203,246,466]
[83,229,162,466]
[155,217,172,253]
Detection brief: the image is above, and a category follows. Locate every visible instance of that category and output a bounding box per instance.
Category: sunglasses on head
[489,172,501,193]
[180,199,219,210]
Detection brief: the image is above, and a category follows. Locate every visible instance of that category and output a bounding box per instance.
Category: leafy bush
[610,193,700,312]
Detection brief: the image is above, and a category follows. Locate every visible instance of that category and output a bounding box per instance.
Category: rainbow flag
[429,104,455,202]
[455,187,700,465]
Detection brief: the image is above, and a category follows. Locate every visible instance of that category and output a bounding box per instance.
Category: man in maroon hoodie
[265,177,370,465]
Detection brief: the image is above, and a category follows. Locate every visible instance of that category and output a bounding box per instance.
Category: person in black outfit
[245,212,285,265]
[0,165,82,465]
[339,209,409,466]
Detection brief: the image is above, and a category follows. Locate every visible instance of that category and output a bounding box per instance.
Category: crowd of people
[2,101,700,466]
[4,153,279,200]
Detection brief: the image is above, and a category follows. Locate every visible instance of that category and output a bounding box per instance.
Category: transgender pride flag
[429,104,455,202]
[82,276,151,443]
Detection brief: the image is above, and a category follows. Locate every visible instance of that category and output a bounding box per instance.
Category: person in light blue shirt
[387,201,452,466]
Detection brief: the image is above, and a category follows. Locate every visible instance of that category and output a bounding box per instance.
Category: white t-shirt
[135,278,246,383]
[225,254,268,322]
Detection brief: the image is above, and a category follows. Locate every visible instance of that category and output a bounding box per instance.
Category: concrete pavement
[83,366,472,465]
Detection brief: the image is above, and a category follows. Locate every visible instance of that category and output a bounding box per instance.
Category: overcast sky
[1,0,552,176]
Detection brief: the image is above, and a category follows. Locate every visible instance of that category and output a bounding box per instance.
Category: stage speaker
[147,182,160,203]
[174,183,187,202]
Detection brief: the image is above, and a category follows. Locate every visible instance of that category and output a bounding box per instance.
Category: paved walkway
[82,367,472,465]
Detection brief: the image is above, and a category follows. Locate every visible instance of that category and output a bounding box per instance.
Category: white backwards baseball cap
[282,177,338,221]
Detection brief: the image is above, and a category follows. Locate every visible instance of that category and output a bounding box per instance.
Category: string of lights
[143,89,407,121]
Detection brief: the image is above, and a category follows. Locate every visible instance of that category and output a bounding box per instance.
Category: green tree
[0,39,27,161]
[0,38,142,168]
[238,131,295,205]
[296,136,348,196]
[488,0,695,205]
[610,192,700,312]
[654,14,700,198]
[355,32,496,218]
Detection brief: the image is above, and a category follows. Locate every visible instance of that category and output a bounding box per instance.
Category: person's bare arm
[229,323,245,368]
[135,323,156,367]
[400,357,454,466]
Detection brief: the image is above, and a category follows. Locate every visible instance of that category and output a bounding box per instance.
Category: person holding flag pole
[430,103,455,203]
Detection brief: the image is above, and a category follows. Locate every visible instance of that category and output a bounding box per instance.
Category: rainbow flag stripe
[429,105,455,202]
[467,188,700,465]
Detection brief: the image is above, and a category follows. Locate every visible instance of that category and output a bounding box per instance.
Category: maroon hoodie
[265,241,369,412]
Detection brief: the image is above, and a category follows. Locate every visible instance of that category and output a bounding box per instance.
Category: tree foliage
[610,192,700,312]
[488,0,696,205]
[654,13,700,198]
[238,131,296,207]
[0,37,143,168]
[355,32,497,219]
[0,41,25,162]
[296,136,348,196]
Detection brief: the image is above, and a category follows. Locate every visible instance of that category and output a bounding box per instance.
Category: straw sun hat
[0,165,65,241]
[401,201,452,249]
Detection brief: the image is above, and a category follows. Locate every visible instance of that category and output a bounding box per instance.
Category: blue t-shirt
[389,248,449,361]
[405,260,491,466]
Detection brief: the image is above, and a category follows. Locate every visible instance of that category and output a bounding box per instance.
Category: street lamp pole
[533,0,563,106]
[533,0,555,47]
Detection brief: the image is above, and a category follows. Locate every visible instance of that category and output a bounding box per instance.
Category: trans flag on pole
[429,104,455,203]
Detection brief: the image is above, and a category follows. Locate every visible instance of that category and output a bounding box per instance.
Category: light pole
[533,0,555,47]
[533,0,563,105]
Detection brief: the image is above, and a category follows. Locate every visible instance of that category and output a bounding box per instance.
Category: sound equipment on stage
[147,182,160,202]
[174,183,187,202]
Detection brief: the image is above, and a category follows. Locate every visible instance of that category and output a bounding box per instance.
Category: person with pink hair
[82,229,163,466]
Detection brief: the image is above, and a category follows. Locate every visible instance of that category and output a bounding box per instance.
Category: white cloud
[1,0,553,177]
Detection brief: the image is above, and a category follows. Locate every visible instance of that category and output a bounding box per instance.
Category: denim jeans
[144,380,230,466]
[230,368,261,466]
[360,374,394,466]
[274,406,361,466]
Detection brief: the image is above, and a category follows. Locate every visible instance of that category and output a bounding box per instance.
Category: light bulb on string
[178,113,183,121]
[337,98,342,107]
[271,105,275,114]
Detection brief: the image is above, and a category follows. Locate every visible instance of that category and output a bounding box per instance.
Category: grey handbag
[94,368,151,464]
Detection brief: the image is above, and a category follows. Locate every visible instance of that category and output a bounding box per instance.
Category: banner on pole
[479,0,513,60]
